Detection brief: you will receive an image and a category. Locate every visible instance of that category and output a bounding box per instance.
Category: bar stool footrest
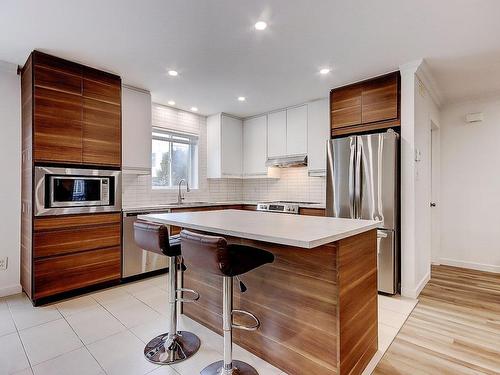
[231,309,260,331]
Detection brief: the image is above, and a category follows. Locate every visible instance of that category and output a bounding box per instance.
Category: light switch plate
[0,257,7,271]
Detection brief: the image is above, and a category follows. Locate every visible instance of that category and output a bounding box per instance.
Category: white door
[307,99,330,174]
[221,114,243,177]
[267,110,287,158]
[286,105,308,155]
[243,115,267,176]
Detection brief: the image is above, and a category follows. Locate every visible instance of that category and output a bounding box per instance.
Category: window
[151,128,198,188]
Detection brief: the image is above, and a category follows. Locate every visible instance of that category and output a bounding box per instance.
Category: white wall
[439,95,500,273]
[0,61,21,297]
[414,73,440,290]
[399,60,441,298]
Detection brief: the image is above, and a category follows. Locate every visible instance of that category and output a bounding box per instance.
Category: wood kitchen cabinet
[31,213,122,302]
[82,67,121,167]
[331,71,400,136]
[20,51,123,305]
[32,53,83,164]
[27,51,121,167]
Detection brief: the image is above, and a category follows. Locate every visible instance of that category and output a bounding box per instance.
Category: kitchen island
[138,209,380,375]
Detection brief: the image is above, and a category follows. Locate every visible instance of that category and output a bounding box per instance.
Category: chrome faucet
[177,179,190,204]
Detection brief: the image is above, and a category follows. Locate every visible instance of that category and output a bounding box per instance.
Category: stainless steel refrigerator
[326,129,400,294]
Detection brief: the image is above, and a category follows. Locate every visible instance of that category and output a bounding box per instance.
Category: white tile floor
[0,275,417,375]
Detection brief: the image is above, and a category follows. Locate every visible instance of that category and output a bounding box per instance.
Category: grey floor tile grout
[56,304,110,375]
[6,296,34,373]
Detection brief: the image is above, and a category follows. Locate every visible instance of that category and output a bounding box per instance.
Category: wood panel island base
[139,210,380,375]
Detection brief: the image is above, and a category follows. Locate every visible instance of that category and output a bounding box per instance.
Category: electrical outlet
[0,257,8,271]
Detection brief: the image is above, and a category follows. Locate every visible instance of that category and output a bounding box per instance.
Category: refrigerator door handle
[348,139,356,219]
[354,137,362,219]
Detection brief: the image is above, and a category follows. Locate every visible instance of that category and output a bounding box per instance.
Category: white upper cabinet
[267,105,308,160]
[286,105,308,156]
[267,110,287,158]
[243,115,267,176]
[307,98,330,176]
[122,86,152,174]
[207,113,242,178]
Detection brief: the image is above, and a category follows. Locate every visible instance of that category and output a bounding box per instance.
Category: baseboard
[401,271,430,299]
[439,258,500,274]
[0,284,22,298]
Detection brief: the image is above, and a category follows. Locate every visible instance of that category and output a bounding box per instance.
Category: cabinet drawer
[34,213,121,231]
[299,208,326,216]
[34,213,121,258]
[34,247,121,299]
[34,223,121,258]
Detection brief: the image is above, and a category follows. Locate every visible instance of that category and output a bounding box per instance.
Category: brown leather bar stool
[180,229,275,375]
[134,221,201,365]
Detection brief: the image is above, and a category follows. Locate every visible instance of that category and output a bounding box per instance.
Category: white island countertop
[138,209,380,249]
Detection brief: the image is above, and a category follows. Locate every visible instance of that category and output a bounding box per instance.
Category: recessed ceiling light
[319,68,331,75]
[191,107,198,112]
[237,96,246,102]
[254,21,267,31]
[168,100,175,106]
[167,70,178,77]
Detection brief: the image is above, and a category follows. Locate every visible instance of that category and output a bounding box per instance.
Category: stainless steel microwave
[34,166,121,216]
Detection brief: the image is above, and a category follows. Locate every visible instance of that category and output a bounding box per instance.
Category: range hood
[266,155,307,168]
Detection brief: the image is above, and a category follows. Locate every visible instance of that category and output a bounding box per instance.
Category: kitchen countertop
[138,209,379,248]
[122,200,326,212]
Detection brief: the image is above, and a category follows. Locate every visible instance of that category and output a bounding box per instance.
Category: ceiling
[1,0,500,116]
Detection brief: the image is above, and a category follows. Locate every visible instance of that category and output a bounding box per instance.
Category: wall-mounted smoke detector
[465,112,483,123]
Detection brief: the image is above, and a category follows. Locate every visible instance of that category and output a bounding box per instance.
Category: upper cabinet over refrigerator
[330,71,400,137]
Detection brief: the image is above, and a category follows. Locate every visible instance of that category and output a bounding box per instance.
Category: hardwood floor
[373,265,500,375]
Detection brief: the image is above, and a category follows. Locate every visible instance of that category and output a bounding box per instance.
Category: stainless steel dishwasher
[122,208,170,278]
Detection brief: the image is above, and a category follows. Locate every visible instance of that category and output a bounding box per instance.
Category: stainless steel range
[256,201,317,214]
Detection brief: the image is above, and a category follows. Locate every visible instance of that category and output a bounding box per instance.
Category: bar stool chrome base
[144,331,201,365]
[201,360,258,375]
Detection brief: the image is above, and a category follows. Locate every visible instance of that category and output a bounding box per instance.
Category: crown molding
[416,59,443,107]
[399,59,423,75]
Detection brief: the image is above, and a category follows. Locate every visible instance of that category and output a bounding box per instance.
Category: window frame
[151,127,198,189]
